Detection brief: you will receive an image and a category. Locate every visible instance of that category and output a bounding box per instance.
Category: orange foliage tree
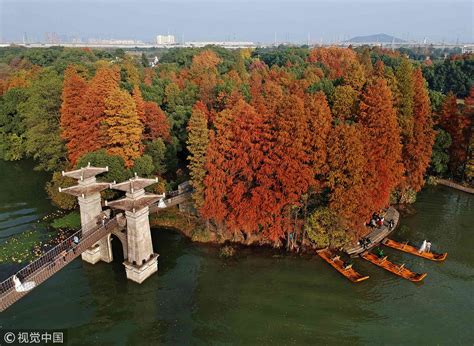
[308,47,358,79]
[201,108,234,227]
[358,78,403,211]
[327,124,369,236]
[190,50,222,108]
[142,101,171,142]
[60,65,88,165]
[440,92,471,174]
[304,91,333,190]
[79,65,120,153]
[187,101,210,209]
[104,87,143,166]
[332,85,358,121]
[403,68,435,192]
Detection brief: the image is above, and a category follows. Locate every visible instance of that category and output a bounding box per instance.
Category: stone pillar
[106,175,162,284]
[59,164,112,265]
[123,207,158,283]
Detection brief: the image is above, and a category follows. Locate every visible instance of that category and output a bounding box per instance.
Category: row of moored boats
[317,238,447,283]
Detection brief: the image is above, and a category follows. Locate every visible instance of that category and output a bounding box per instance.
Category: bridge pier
[59,164,112,264]
[123,208,158,283]
[106,175,163,284]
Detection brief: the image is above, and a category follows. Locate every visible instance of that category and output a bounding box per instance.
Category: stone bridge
[0,164,193,312]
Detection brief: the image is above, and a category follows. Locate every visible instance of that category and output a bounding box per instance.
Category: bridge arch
[106,230,128,262]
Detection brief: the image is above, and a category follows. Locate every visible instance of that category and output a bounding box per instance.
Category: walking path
[344,207,399,256]
[436,179,474,194]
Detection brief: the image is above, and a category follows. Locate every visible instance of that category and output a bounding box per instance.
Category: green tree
[45,172,77,210]
[429,90,445,115]
[145,139,167,174]
[76,149,131,184]
[141,52,149,67]
[0,87,28,160]
[133,155,155,177]
[304,207,350,249]
[430,129,452,176]
[20,69,66,171]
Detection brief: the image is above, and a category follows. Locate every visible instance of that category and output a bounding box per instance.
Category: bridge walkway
[0,216,123,312]
[0,187,193,312]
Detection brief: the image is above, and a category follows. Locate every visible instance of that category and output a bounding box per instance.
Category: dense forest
[0,45,472,249]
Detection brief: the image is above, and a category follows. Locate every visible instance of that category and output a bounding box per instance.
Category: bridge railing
[0,216,118,296]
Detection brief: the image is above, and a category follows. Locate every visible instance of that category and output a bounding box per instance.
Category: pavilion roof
[62,163,108,181]
[109,175,158,193]
[59,182,110,197]
[105,194,161,212]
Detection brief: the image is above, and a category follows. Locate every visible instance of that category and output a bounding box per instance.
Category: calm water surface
[0,160,473,345]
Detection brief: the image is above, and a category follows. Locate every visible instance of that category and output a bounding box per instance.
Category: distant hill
[346,34,405,43]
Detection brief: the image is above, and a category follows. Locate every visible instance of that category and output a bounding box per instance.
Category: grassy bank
[149,207,212,242]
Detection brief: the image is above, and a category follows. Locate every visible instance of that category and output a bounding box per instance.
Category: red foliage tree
[440,92,471,174]
[142,101,171,142]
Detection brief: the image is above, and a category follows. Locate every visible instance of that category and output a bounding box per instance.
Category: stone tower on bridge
[59,163,112,264]
[106,175,163,283]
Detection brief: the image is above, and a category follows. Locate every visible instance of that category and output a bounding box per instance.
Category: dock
[361,251,427,282]
[344,206,399,256]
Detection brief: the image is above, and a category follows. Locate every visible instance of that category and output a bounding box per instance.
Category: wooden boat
[361,251,427,282]
[317,249,369,283]
[383,239,448,262]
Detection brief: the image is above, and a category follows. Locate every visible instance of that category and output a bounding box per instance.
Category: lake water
[0,160,473,345]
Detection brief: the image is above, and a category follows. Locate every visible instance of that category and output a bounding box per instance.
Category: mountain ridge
[346,33,405,43]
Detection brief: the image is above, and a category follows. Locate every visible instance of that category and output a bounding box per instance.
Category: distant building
[462,45,474,54]
[88,38,144,45]
[184,41,256,49]
[156,35,176,45]
[150,56,159,67]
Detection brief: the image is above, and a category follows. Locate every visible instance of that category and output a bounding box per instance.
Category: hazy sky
[0,0,472,43]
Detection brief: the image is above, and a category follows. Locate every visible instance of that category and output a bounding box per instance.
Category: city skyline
[0,0,472,44]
